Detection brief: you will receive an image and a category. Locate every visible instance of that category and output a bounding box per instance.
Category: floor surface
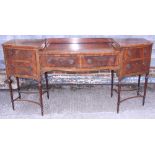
[0,85,155,119]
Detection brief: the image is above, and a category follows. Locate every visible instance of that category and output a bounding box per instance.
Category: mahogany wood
[2,38,153,115]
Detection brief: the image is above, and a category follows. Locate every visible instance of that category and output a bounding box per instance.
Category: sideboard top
[114,38,153,48]
[2,38,153,50]
[2,39,45,49]
[43,43,116,54]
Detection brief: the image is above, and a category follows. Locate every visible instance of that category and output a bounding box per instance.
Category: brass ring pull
[126,64,131,69]
[68,59,74,65]
[87,58,92,64]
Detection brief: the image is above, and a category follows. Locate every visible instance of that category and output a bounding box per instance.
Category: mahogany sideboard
[2,38,153,115]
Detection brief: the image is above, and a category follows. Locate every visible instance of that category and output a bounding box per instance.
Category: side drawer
[4,48,38,78]
[122,59,150,75]
[8,62,34,76]
[40,55,79,68]
[123,47,143,60]
[81,55,118,68]
[5,49,35,62]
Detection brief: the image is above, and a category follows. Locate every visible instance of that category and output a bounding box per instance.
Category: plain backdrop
[0,0,155,155]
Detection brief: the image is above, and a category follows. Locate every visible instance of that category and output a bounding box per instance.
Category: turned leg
[38,80,44,116]
[142,74,149,106]
[111,70,114,97]
[45,72,49,99]
[8,77,15,110]
[16,77,21,99]
[117,80,121,113]
[137,75,141,96]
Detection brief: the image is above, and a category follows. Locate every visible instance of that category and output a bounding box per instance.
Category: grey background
[0,35,155,69]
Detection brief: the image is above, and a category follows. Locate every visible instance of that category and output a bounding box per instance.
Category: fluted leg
[8,77,15,110]
[38,80,43,116]
[142,74,149,106]
[45,72,49,99]
[137,75,141,95]
[111,70,114,97]
[16,77,21,99]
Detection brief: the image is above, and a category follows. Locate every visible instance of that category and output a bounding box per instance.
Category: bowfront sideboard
[2,38,153,115]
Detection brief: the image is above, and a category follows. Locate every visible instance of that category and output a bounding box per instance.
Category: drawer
[40,55,79,68]
[81,55,117,68]
[4,48,37,77]
[8,62,36,76]
[5,49,35,62]
[123,48,143,60]
[122,59,150,75]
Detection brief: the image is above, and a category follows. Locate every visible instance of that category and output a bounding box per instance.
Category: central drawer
[40,55,79,68]
[81,55,118,68]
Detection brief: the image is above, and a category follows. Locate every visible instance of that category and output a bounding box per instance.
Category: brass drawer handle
[126,64,131,69]
[143,62,147,66]
[68,59,74,65]
[135,62,138,65]
[87,58,93,64]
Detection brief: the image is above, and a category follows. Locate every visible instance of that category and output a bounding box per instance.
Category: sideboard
[2,38,153,115]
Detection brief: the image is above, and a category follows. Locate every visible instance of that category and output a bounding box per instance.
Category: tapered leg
[142,74,149,106]
[137,75,141,96]
[111,70,114,97]
[38,80,43,116]
[16,77,21,99]
[8,77,15,110]
[45,72,49,99]
[117,80,121,113]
